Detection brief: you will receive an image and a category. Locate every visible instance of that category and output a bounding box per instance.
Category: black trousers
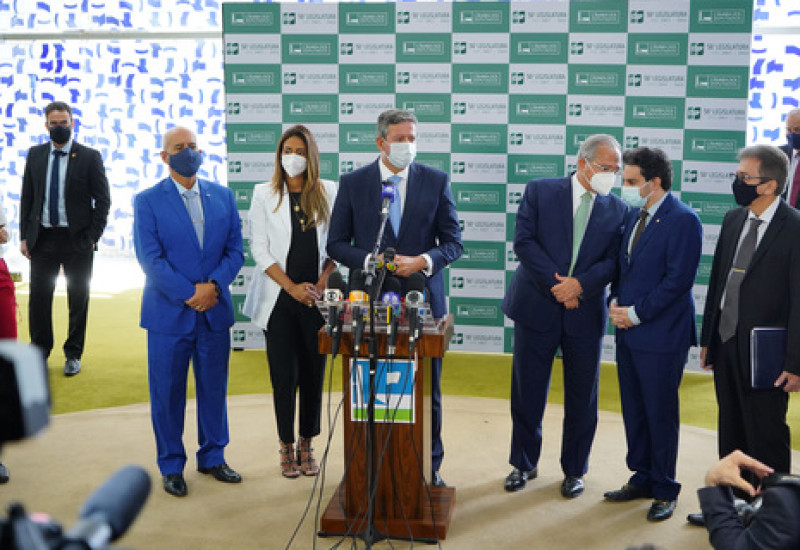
[265,292,325,444]
[29,228,94,360]
[714,334,790,489]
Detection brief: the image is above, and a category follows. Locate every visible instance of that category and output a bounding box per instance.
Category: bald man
[134,126,244,497]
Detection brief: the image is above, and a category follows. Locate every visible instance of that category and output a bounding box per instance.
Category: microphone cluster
[323,269,429,358]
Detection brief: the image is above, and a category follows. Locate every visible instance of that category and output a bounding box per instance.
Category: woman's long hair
[271,124,329,228]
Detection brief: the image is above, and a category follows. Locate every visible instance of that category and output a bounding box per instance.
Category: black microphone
[64,465,151,549]
[381,276,402,356]
[405,272,426,354]
[348,269,368,356]
[325,271,347,358]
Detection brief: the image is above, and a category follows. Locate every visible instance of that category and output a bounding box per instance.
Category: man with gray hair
[327,108,462,486]
[502,134,628,497]
[698,144,800,505]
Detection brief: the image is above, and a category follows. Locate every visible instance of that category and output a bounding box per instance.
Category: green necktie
[569,192,592,276]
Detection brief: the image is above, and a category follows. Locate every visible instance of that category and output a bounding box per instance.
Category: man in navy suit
[502,134,628,497]
[134,126,244,497]
[19,101,111,376]
[604,147,702,521]
[327,109,462,486]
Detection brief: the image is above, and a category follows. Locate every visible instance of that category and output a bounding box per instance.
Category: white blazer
[243,179,337,330]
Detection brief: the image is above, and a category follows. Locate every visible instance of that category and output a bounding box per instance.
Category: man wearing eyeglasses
[699,144,800,512]
[19,101,111,376]
[502,134,628,498]
[780,108,800,208]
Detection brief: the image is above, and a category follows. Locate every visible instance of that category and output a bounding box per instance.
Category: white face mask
[589,171,616,196]
[281,154,307,178]
[387,142,416,170]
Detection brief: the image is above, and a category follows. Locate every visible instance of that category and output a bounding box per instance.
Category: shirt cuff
[628,306,642,326]
[421,253,433,277]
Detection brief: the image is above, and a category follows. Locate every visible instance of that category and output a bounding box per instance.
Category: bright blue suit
[134,177,244,476]
[611,192,701,500]
[502,176,627,477]
[327,159,462,472]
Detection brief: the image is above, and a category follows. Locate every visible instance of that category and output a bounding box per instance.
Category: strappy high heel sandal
[297,436,320,476]
[280,441,300,479]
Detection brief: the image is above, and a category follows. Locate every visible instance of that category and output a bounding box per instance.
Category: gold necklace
[289,193,308,231]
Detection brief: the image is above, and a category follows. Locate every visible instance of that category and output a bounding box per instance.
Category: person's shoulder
[412,161,447,179]
[668,193,700,218]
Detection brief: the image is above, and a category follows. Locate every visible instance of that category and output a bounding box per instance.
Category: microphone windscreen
[327,270,346,293]
[79,465,151,541]
[406,272,426,294]
[382,275,402,297]
[348,268,366,293]
[381,183,396,203]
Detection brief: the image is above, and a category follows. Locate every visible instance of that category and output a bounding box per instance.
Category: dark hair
[44,101,72,119]
[738,144,790,195]
[622,147,672,191]
[377,109,418,138]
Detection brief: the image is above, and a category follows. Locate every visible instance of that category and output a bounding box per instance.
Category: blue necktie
[49,149,67,227]
[387,174,402,236]
[183,188,204,248]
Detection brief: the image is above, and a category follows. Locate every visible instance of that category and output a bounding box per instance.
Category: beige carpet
[3,394,797,550]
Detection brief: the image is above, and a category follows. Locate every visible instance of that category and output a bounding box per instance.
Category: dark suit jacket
[502,176,628,337]
[133,178,244,334]
[699,484,800,549]
[326,159,462,319]
[701,200,800,375]
[20,141,111,251]
[611,193,702,353]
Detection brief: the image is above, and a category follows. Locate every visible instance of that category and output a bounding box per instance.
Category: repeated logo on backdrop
[222,1,754,361]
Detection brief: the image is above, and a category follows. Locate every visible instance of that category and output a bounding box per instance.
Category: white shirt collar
[378,156,410,184]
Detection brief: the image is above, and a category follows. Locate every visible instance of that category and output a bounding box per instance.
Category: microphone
[348,269,368,356]
[381,276,402,356]
[325,271,347,358]
[405,272,426,355]
[64,465,151,549]
[379,182,396,218]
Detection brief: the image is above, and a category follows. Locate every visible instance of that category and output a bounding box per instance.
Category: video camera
[0,342,151,549]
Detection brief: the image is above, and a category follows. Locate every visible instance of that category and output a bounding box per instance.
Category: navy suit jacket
[326,159,462,319]
[502,176,628,337]
[133,177,244,334]
[611,193,702,354]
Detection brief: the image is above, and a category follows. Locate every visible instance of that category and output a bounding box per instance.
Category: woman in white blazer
[245,125,337,478]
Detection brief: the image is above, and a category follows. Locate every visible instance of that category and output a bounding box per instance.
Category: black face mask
[49,125,71,145]
[731,176,762,207]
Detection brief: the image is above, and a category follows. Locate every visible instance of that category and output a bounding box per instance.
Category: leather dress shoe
[198,463,242,483]
[686,512,705,526]
[561,476,584,498]
[0,462,9,484]
[431,471,446,487]
[64,358,81,377]
[604,483,653,502]
[504,467,537,492]
[163,473,187,497]
[647,499,676,521]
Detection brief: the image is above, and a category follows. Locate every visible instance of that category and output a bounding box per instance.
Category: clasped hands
[609,303,634,330]
[376,252,426,278]
[288,281,321,308]
[185,282,217,312]
[551,273,582,310]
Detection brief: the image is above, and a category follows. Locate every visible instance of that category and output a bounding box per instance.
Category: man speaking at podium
[327,108,462,486]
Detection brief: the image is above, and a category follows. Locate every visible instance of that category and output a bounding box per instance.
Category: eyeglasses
[788,126,800,134]
[732,172,772,184]
[590,161,622,176]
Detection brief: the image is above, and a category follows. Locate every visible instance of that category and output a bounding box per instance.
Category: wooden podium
[317,314,456,542]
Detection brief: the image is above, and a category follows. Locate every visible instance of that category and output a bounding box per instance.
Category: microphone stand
[357,191,392,547]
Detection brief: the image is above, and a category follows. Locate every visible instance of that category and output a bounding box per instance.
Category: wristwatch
[210,279,221,296]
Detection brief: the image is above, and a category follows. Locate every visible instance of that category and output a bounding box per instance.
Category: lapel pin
[71,153,76,158]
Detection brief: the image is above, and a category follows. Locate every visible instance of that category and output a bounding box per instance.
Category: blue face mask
[787,133,800,151]
[168,147,203,177]
[621,182,650,208]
